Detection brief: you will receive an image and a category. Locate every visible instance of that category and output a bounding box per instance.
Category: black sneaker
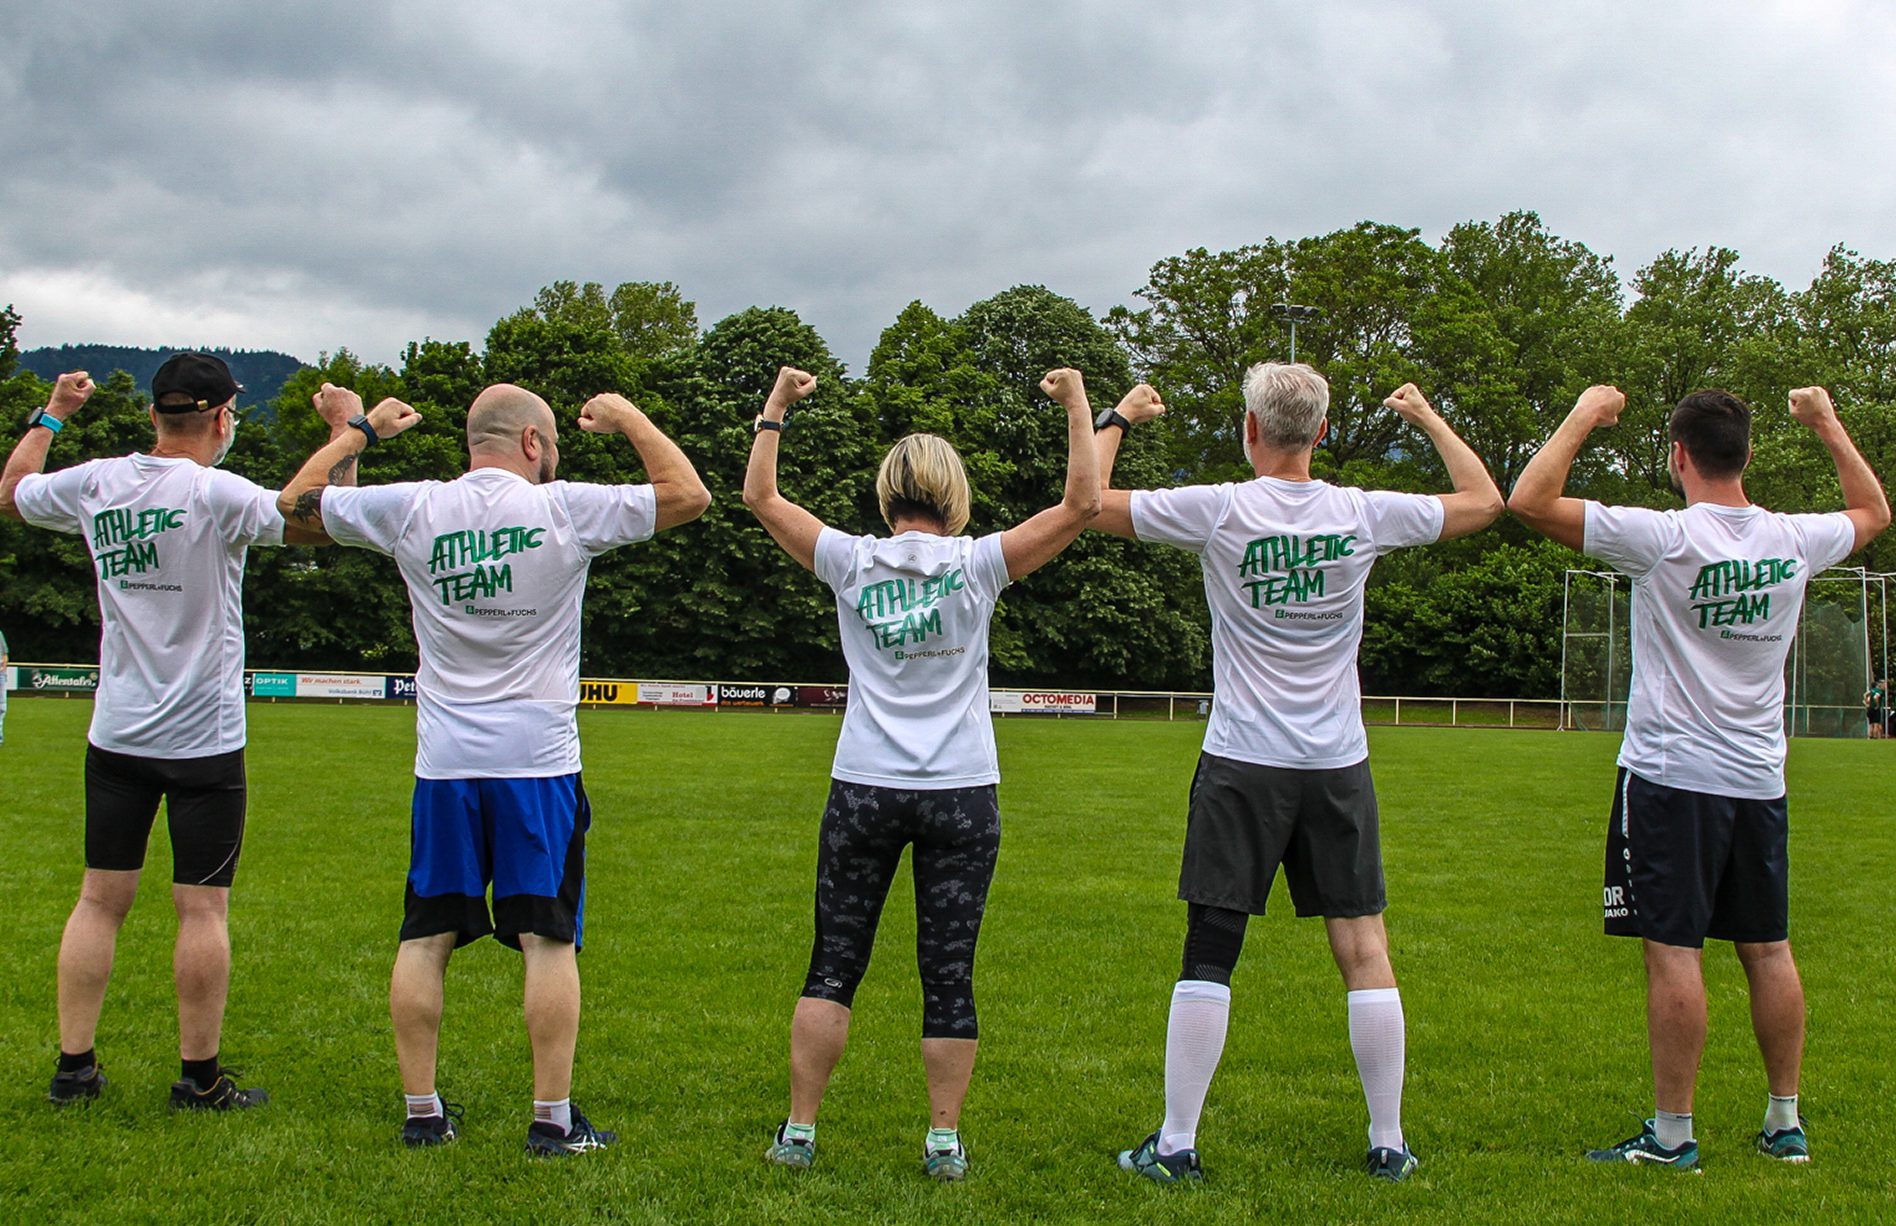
[402,1099,466,1148]
[49,1060,107,1106]
[169,1069,270,1111]
[525,1105,616,1157]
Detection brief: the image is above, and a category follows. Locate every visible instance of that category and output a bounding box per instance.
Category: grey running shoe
[169,1069,269,1111]
[1367,1144,1419,1182]
[1117,1131,1203,1185]
[924,1137,969,1182]
[49,1061,106,1106]
[1756,1118,1810,1163]
[765,1121,816,1169]
[1586,1120,1700,1170]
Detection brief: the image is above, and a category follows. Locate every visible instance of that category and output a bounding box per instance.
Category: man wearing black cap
[0,353,410,1111]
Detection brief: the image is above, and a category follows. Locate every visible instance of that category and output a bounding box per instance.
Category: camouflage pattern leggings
[802,780,1001,1039]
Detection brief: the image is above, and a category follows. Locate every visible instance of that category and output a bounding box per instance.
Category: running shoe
[1367,1144,1420,1182]
[765,1121,816,1169]
[169,1069,269,1111]
[525,1105,615,1157]
[48,1060,107,1106]
[1586,1120,1699,1170]
[924,1136,969,1182]
[1117,1131,1204,1184]
[402,1099,466,1148]
[1756,1118,1810,1163]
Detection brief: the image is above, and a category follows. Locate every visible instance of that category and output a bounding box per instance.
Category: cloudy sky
[3,0,1892,373]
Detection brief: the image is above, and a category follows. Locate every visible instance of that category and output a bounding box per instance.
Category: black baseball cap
[152,352,243,412]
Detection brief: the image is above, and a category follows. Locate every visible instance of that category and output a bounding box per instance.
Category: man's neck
[146,438,215,465]
[469,454,536,482]
[1250,445,1315,482]
[1682,476,1749,508]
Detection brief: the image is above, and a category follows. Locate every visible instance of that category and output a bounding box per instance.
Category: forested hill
[18,345,307,413]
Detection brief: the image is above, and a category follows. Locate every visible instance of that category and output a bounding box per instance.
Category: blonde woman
[743,363,1108,1180]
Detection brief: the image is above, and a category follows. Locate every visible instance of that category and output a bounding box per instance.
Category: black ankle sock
[181,1056,220,1088]
[57,1049,96,1074]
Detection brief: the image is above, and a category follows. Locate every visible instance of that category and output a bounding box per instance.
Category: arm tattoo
[291,488,324,524]
[328,453,358,484]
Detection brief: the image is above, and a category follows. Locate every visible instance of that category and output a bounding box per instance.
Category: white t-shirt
[321,469,656,780]
[1133,476,1444,769]
[815,528,1013,788]
[1583,501,1857,799]
[13,454,284,757]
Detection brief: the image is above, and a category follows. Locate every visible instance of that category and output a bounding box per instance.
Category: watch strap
[348,414,378,446]
[754,415,785,433]
[27,410,63,435]
[1094,407,1131,434]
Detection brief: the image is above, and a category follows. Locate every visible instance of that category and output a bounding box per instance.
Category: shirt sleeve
[813,526,858,593]
[1582,502,1670,577]
[11,462,98,535]
[551,482,658,558]
[1130,484,1227,553]
[201,470,286,547]
[320,483,425,557]
[1788,511,1859,574]
[968,532,1013,598]
[1361,489,1446,555]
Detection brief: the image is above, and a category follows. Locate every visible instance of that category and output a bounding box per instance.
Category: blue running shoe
[402,1099,465,1148]
[1586,1120,1700,1170]
[525,1105,615,1157]
[1367,1144,1419,1182]
[764,1121,815,1169]
[924,1136,969,1182]
[1117,1131,1203,1185]
[1756,1118,1810,1163]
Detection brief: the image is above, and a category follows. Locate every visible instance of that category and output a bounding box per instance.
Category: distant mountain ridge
[17,345,309,413]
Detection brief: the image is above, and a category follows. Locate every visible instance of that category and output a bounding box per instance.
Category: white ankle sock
[534,1098,572,1132]
[1347,987,1406,1151]
[404,1092,442,1119]
[1654,1109,1693,1148]
[1764,1093,1799,1131]
[1158,979,1231,1156]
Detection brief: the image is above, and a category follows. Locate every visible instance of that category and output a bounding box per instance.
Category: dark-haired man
[1510,384,1889,1169]
[0,355,406,1110]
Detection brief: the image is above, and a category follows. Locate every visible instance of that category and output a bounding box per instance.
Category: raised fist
[313,382,364,432]
[48,370,95,418]
[1575,384,1626,427]
[1040,367,1086,405]
[1382,383,1435,422]
[1117,384,1166,425]
[579,393,641,434]
[365,397,422,438]
[768,367,819,413]
[1788,386,1836,428]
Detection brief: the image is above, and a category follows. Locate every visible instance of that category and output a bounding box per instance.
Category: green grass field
[1,700,1891,1224]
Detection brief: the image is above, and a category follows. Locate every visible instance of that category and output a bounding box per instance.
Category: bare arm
[1384,383,1504,541]
[1790,386,1891,552]
[0,371,94,521]
[577,393,710,532]
[1507,385,1626,551]
[999,368,1102,581]
[741,367,826,571]
[278,397,423,541]
[1092,384,1165,540]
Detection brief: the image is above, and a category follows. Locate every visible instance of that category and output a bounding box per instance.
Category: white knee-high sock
[1347,987,1406,1151]
[1159,979,1231,1156]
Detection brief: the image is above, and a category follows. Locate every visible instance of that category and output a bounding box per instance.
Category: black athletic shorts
[1603,768,1789,948]
[1178,752,1385,918]
[83,743,247,887]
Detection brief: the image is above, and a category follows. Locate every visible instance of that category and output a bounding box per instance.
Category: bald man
[280,382,709,1155]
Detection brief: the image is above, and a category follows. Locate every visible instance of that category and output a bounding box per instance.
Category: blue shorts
[402,774,590,951]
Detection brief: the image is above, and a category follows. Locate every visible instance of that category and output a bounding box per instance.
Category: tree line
[2,211,1890,696]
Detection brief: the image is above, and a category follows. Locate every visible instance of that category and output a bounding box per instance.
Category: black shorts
[84,743,247,887]
[1178,752,1385,918]
[1603,768,1789,948]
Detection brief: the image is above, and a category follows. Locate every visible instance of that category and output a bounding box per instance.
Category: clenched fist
[1383,383,1436,423]
[767,367,818,416]
[366,397,422,438]
[1788,386,1837,429]
[1574,384,1626,428]
[1116,384,1166,425]
[1040,367,1086,406]
[579,393,642,434]
[313,382,364,434]
[48,370,95,419]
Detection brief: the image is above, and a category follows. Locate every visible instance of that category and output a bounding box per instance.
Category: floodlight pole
[1271,302,1323,363]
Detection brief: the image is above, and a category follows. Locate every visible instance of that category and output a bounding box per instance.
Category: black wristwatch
[347,413,378,446]
[1094,407,1131,434]
[754,414,785,434]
